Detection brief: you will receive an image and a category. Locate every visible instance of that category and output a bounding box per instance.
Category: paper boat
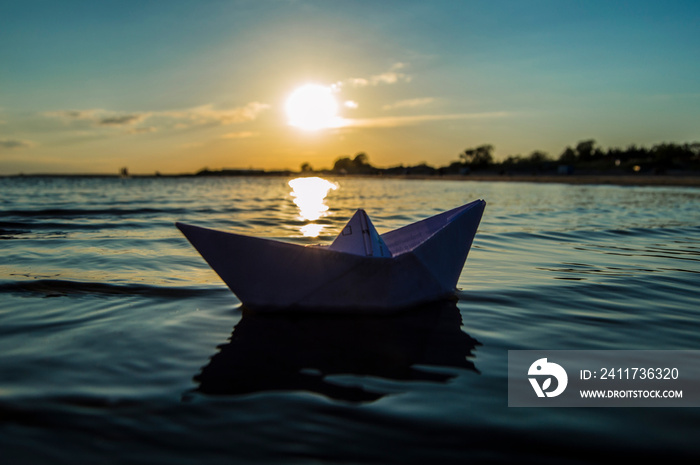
[176,199,485,311]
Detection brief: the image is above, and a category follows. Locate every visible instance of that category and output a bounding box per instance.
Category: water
[1,176,699,463]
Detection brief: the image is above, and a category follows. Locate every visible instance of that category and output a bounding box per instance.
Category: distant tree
[559,147,577,164]
[625,144,648,161]
[690,143,700,158]
[352,152,370,170]
[575,139,597,162]
[332,152,375,174]
[649,142,698,172]
[333,157,353,172]
[405,163,437,175]
[460,144,494,169]
[527,150,550,164]
[440,161,469,175]
[500,151,550,172]
[300,162,313,172]
[502,155,523,166]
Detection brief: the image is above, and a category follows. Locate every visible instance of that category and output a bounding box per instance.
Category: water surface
[1,176,699,463]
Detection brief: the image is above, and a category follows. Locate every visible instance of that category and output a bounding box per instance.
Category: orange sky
[1,1,699,174]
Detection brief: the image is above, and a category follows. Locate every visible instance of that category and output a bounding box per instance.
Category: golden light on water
[285,84,340,131]
[288,177,338,237]
[299,224,325,237]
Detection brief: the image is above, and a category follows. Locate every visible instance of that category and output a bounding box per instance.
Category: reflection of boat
[176,199,485,311]
[193,302,480,402]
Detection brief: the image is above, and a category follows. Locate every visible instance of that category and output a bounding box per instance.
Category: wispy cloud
[382,97,435,111]
[165,102,270,126]
[44,109,103,121]
[43,101,270,134]
[98,113,149,126]
[221,131,259,139]
[44,108,147,127]
[341,111,510,128]
[337,63,411,89]
[0,138,35,150]
[127,126,158,134]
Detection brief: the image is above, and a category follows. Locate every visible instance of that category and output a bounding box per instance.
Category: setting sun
[285,84,339,131]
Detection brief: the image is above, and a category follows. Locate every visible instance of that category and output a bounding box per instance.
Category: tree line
[321,140,700,176]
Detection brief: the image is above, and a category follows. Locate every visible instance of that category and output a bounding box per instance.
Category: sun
[285,84,339,131]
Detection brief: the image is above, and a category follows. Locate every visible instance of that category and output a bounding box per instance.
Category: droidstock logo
[528,358,568,398]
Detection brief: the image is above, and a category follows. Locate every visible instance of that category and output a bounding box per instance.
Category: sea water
[1,176,699,463]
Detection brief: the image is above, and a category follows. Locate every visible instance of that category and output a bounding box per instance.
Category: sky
[1,0,699,174]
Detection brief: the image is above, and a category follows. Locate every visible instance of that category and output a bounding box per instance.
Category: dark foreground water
[1,176,699,464]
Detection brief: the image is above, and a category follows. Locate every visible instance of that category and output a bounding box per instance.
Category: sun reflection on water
[288,177,338,237]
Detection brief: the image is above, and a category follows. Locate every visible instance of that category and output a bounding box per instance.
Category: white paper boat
[176,199,485,312]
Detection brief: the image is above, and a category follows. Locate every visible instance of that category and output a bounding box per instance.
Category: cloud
[99,113,149,126]
[338,63,412,89]
[221,131,259,139]
[344,100,359,109]
[44,108,148,127]
[171,102,270,126]
[44,109,102,121]
[43,101,270,133]
[341,111,510,129]
[382,97,435,111]
[127,126,157,134]
[0,138,35,150]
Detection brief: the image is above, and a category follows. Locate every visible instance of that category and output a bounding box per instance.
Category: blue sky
[1,0,699,173]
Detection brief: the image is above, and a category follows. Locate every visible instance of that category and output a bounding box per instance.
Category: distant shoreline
[386,173,700,187]
[3,172,700,187]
